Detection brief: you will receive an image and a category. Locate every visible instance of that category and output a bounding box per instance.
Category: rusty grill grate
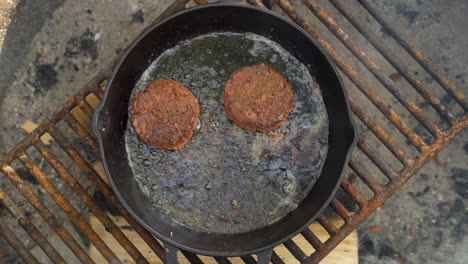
[1,0,467,263]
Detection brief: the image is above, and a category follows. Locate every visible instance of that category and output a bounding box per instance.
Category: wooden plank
[90,215,358,263]
[71,107,93,133]
[91,161,109,184]
[85,93,101,109]
[20,120,53,144]
[0,0,18,10]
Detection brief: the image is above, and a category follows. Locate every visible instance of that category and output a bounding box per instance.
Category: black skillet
[93,2,357,263]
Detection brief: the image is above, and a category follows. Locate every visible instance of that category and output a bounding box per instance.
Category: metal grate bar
[302,0,444,133]
[67,111,94,137]
[0,166,93,263]
[357,138,398,179]
[17,154,122,263]
[64,111,99,147]
[47,127,167,262]
[349,96,412,163]
[0,187,67,263]
[316,215,338,236]
[271,251,286,264]
[193,0,208,5]
[94,88,104,99]
[341,178,367,208]
[306,122,466,263]
[301,228,322,249]
[351,170,378,194]
[47,126,166,260]
[214,257,232,264]
[330,0,455,126]
[63,113,100,158]
[78,101,96,119]
[33,141,149,263]
[397,122,467,184]
[283,239,308,261]
[0,223,40,264]
[240,255,257,264]
[358,0,468,111]
[0,70,110,166]
[348,159,383,193]
[271,0,431,150]
[353,97,425,152]
[329,198,350,221]
[182,251,204,264]
[246,0,267,9]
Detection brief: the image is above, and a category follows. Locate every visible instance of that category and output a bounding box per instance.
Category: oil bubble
[281,178,293,194]
[193,118,202,135]
[270,54,278,63]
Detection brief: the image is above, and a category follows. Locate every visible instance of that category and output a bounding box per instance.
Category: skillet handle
[164,242,180,264]
[164,242,273,264]
[256,249,273,264]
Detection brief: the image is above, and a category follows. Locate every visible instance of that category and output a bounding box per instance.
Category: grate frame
[0,0,467,263]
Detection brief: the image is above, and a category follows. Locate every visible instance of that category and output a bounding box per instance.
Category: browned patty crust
[223,64,295,131]
[131,79,200,150]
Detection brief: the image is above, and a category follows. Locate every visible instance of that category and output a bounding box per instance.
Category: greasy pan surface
[94,3,357,256]
[125,31,329,234]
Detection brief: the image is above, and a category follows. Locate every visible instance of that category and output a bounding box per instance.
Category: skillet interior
[125,31,329,234]
[95,4,356,256]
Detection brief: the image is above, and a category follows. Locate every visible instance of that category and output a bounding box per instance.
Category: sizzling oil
[125,32,328,234]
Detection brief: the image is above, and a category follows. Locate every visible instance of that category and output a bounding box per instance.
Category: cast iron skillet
[93,2,357,263]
